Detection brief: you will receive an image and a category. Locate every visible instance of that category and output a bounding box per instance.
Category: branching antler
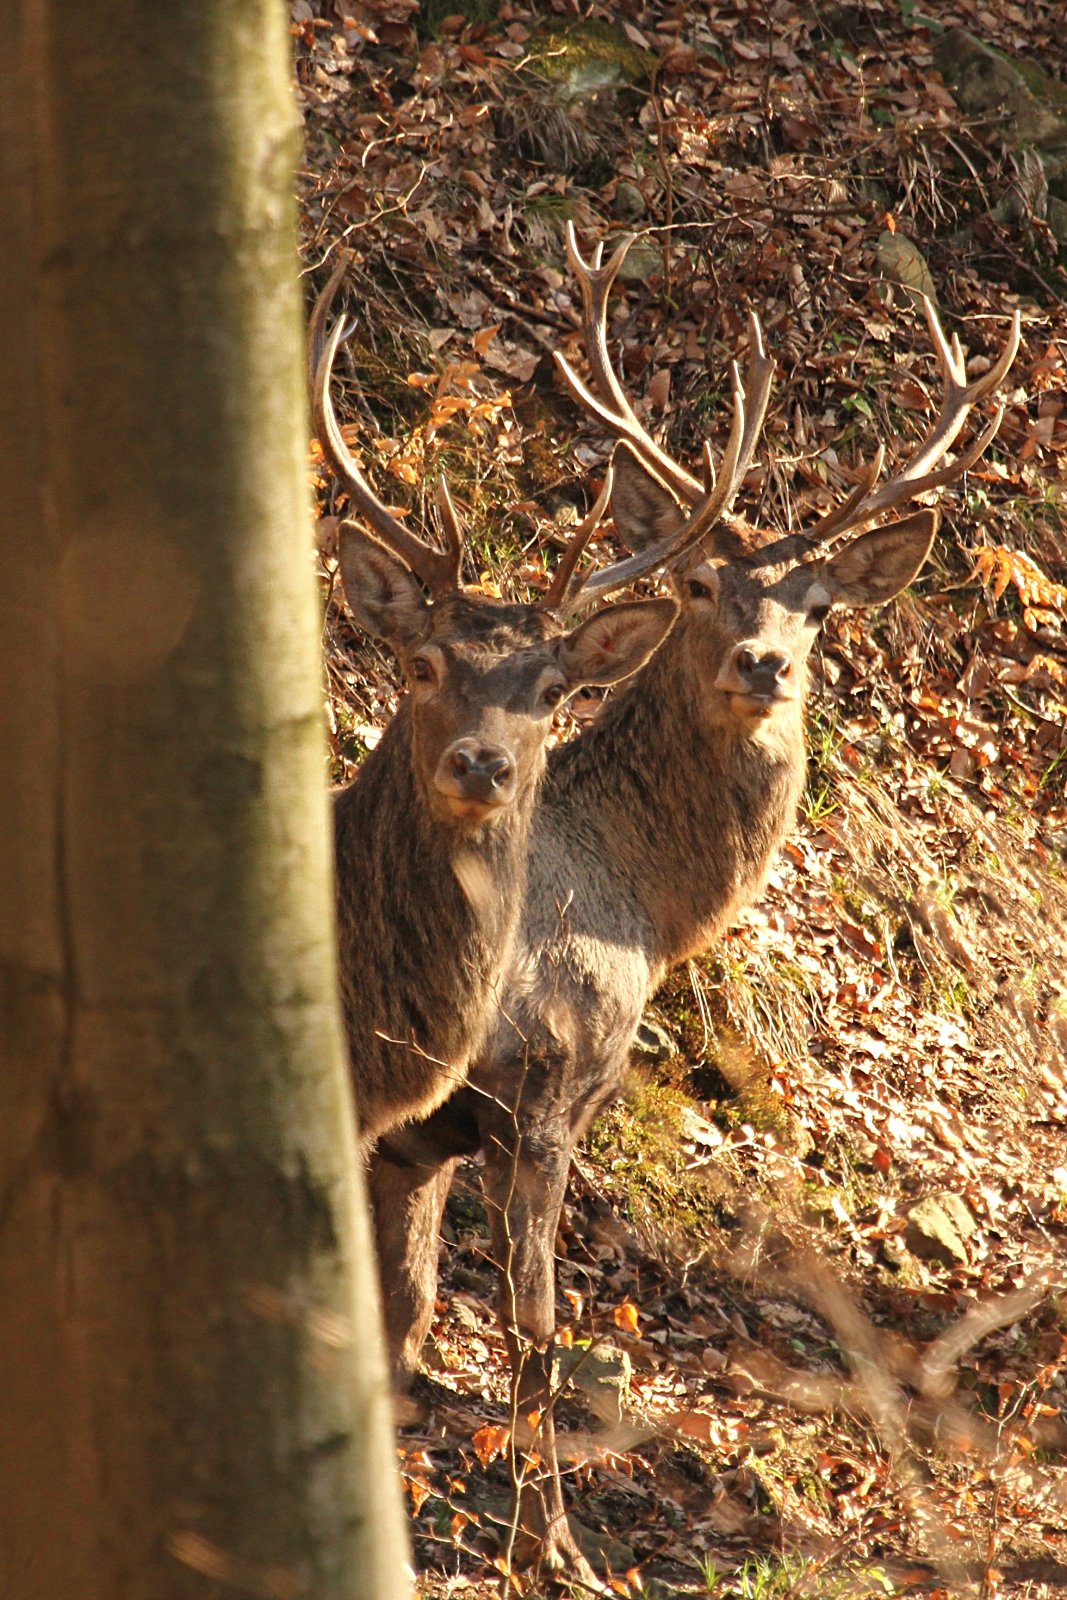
[554,223,776,545]
[807,296,1021,546]
[311,258,724,615]
[310,266,463,597]
[552,226,1019,563]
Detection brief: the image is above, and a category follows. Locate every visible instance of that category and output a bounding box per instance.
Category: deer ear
[555,597,678,688]
[338,526,431,646]
[824,509,938,607]
[609,442,689,553]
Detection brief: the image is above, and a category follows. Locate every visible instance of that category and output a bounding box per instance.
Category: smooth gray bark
[0,4,411,1596]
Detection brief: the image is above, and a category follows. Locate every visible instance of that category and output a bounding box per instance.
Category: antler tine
[541,466,614,612]
[696,313,777,532]
[685,358,747,529]
[557,222,704,506]
[735,313,776,492]
[897,297,1021,483]
[872,402,1008,508]
[308,257,347,399]
[310,278,460,597]
[554,351,702,503]
[432,477,465,590]
[557,226,777,549]
[806,444,887,546]
[568,403,765,613]
[807,303,1021,546]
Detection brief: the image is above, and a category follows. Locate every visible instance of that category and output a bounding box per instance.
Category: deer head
[556,225,1020,742]
[310,263,695,826]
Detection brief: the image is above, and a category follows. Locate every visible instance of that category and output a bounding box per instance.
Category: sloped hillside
[293,0,1067,1591]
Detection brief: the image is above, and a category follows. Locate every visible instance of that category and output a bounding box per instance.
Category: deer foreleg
[368,1145,457,1389]
[482,1134,599,1587]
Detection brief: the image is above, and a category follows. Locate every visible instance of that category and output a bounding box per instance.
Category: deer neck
[547,626,808,971]
[334,704,539,1085]
[338,700,538,926]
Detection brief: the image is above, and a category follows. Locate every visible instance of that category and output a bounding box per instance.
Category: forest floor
[293,0,1067,1592]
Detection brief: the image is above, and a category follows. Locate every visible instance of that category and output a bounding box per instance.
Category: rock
[631,1018,677,1063]
[616,238,664,283]
[987,146,1052,232]
[554,1339,633,1424]
[522,19,654,107]
[452,1299,481,1333]
[451,1263,494,1294]
[879,1236,908,1273]
[876,230,938,307]
[613,180,647,222]
[937,1192,978,1240]
[933,30,1067,157]
[569,1515,636,1574]
[904,1193,977,1268]
[780,1109,815,1159]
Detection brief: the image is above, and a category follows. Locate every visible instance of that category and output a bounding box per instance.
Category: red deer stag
[311,265,711,1149]
[368,230,1021,1580]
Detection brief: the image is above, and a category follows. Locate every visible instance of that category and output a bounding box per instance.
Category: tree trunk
[0,5,411,1597]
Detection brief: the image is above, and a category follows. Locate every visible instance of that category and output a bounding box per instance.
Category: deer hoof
[391,1389,430,1428]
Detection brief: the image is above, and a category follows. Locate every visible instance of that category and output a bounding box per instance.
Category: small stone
[613,180,647,221]
[569,1515,636,1574]
[876,230,938,308]
[554,1339,633,1424]
[616,239,663,282]
[904,1193,976,1268]
[452,1299,481,1333]
[934,1192,978,1241]
[631,1018,676,1063]
[879,1237,908,1272]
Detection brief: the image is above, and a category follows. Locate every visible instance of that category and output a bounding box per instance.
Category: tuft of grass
[522,19,654,101]
[701,1551,896,1597]
[518,189,588,252]
[927,968,977,1019]
[584,1078,726,1241]
[709,1037,796,1140]
[803,703,846,824]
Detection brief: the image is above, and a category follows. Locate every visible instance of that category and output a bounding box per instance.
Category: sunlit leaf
[613,1299,641,1336]
[471,1424,510,1467]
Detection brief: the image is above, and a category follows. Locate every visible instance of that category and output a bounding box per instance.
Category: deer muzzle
[721,643,795,717]
[435,739,517,821]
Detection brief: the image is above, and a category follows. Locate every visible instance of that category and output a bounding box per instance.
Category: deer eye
[541,682,566,708]
[410,655,435,684]
[808,603,831,627]
[687,578,713,601]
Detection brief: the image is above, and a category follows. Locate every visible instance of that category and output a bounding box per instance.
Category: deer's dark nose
[440,740,516,805]
[733,644,791,694]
